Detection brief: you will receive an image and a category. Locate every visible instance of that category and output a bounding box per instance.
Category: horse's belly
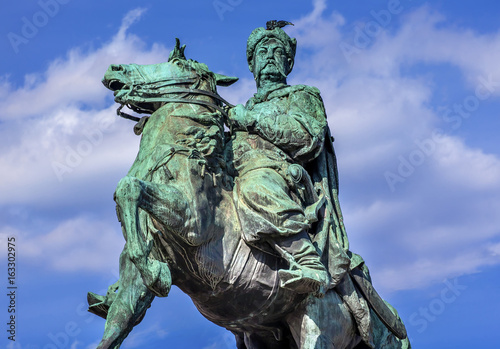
[186,240,302,329]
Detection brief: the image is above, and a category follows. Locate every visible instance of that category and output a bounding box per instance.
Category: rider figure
[227,25,331,296]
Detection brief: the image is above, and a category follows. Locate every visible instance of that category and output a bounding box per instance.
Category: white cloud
[122,321,169,348]
[0,9,167,275]
[2,3,500,293]
[201,331,236,349]
[85,342,101,349]
[0,8,168,121]
[117,8,148,41]
[0,103,141,207]
[369,7,500,91]
[287,4,500,292]
[489,243,500,256]
[432,136,500,191]
[291,0,344,51]
[218,77,256,106]
[0,8,172,208]
[377,245,500,292]
[2,216,124,273]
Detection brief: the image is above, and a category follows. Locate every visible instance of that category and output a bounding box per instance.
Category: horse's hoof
[87,292,111,320]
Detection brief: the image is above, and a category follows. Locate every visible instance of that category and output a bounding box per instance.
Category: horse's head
[102,38,238,115]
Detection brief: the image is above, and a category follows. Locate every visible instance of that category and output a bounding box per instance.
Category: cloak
[307,128,408,341]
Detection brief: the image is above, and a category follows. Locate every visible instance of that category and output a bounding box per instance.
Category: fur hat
[246,27,297,73]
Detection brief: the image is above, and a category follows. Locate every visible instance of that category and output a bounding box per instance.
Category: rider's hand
[228,104,246,120]
[228,104,251,130]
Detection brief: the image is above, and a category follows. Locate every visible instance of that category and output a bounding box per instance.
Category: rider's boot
[273,231,329,297]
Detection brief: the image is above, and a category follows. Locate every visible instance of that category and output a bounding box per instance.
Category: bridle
[115,69,234,125]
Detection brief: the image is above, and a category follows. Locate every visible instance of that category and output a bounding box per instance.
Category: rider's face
[252,39,292,84]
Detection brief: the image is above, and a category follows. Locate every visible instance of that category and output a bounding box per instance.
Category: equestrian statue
[87,23,411,349]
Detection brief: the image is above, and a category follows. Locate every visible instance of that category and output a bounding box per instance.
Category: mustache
[259,60,287,78]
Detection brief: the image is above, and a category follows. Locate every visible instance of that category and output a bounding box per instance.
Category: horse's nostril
[111,65,123,72]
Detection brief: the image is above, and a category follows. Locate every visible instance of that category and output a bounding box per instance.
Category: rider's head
[247,27,296,86]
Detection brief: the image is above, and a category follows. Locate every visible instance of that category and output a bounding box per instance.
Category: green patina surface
[88,23,411,349]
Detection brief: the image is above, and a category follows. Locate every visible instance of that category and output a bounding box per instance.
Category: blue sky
[1,0,500,348]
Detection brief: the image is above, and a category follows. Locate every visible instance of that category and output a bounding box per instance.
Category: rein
[116,76,234,124]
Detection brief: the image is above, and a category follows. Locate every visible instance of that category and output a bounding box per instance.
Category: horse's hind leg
[114,175,185,296]
[97,250,155,349]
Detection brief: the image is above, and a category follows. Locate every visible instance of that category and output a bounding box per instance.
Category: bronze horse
[88,40,411,349]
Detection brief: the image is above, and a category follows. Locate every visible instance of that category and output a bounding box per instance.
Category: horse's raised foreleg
[114,175,187,296]
[97,250,155,349]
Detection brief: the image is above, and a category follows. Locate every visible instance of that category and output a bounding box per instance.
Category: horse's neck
[143,76,223,145]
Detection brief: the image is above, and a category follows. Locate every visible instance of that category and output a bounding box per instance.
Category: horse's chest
[129,111,220,177]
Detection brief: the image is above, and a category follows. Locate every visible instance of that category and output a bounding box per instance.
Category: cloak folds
[306,129,407,341]
[306,127,351,285]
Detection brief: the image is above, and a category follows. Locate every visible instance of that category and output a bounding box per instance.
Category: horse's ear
[168,38,186,61]
[214,73,239,87]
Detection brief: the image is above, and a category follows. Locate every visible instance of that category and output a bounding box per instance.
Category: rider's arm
[229,87,328,163]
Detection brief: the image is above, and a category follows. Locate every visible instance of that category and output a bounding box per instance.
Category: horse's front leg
[114,176,187,296]
[97,250,155,349]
